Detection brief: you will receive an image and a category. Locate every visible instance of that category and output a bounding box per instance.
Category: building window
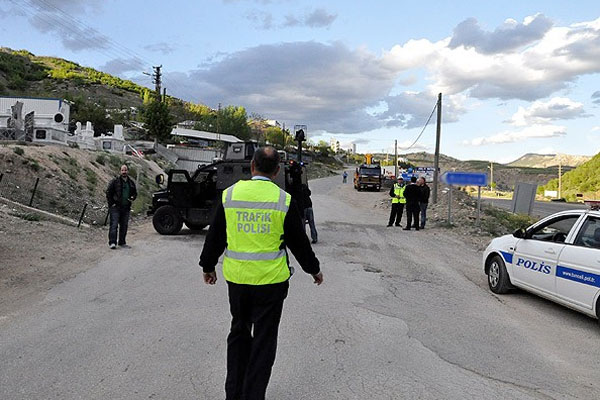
[35,130,47,139]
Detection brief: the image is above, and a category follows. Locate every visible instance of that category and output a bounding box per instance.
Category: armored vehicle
[148,142,305,235]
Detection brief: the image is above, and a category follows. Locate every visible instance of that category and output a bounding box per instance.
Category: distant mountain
[539,152,600,201]
[507,153,591,168]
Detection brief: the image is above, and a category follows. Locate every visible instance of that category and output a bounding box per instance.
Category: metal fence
[0,171,109,227]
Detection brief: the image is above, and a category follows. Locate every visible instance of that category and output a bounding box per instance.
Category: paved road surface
[2,175,600,399]
[483,197,587,218]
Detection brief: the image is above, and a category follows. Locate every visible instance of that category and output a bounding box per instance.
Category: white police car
[483,205,600,319]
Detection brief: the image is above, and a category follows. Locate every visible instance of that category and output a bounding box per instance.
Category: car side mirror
[155,174,164,185]
[513,228,526,238]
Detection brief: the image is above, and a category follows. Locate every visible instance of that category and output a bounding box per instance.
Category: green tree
[316,140,331,157]
[144,99,174,143]
[264,126,292,149]
[67,96,114,136]
[217,105,251,140]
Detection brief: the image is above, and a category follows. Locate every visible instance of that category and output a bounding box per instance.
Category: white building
[0,96,71,144]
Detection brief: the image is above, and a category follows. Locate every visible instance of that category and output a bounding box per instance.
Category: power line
[399,102,437,152]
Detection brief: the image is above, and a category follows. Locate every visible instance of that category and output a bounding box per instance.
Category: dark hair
[253,146,280,174]
[410,176,417,183]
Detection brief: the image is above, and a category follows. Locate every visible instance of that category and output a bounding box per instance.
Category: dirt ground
[0,201,154,318]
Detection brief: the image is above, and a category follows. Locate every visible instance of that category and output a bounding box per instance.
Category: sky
[1,0,600,162]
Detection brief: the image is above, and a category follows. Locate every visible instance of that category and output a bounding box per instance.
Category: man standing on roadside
[106,164,137,249]
[342,171,348,183]
[403,176,420,231]
[200,146,323,400]
[387,177,405,227]
[417,177,430,229]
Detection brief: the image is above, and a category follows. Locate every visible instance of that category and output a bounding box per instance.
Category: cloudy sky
[1,0,600,162]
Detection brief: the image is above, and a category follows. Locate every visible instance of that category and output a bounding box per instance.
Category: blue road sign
[441,171,488,186]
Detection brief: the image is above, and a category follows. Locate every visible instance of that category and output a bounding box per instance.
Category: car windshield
[359,168,380,176]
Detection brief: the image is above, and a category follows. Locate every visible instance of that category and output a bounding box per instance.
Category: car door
[512,214,581,294]
[555,216,600,311]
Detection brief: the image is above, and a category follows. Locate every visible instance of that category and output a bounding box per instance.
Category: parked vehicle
[483,202,600,319]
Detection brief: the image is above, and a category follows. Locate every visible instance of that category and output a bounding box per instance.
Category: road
[483,197,588,218]
[2,175,600,399]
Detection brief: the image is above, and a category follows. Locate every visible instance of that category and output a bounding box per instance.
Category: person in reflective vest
[200,146,323,400]
[387,177,406,227]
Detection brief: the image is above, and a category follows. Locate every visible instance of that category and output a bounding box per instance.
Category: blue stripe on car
[556,266,600,288]
[500,251,513,264]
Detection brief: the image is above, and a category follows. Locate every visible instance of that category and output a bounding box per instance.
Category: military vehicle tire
[185,223,207,231]
[153,205,183,235]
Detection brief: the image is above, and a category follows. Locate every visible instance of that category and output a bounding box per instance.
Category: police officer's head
[251,146,281,178]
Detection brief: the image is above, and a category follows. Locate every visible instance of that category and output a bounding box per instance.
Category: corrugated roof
[171,127,243,143]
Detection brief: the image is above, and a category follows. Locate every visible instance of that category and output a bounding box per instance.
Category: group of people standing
[387,176,430,230]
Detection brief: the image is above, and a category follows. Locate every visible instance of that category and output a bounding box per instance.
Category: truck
[354,153,382,191]
[148,142,307,235]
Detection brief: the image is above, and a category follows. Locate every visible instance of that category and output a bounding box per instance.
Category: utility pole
[217,102,222,143]
[490,162,494,192]
[394,139,398,178]
[432,93,442,203]
[152,65,162,97]
[162,88,167,103]
[558,157,562,199]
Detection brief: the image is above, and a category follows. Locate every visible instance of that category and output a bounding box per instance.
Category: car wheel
[152,205,183,235]
[487,255,511,294]
[185,223,207,231]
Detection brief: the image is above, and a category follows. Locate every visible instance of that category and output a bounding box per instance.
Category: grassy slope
[539,152,600,201]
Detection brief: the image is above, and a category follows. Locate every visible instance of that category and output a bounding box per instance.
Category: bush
[95,154,107,165]
[30,159,41,172]
[13,146,24,156]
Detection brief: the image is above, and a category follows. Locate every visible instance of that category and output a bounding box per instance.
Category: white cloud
[397,140,429,152]
[100,58,145,75]
[384,16,600,101]
[508,97,589,126]
[165,41,396,133]
[448,14,553,54]
[463,124,567,146]
[10,0,109,51]
[592,126,600,132]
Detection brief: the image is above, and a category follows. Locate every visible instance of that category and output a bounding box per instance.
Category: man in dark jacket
[302,184,318,243]
[200,147,322,400]
[106,164,137,249]
[402,176,420,231]
[417,177,430,229]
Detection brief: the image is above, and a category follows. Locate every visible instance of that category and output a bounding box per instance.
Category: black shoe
[394,224,401,227]
[386,224,393,227]
[415,228,420,231]
[311,239,317,244]
[403,227,411,231]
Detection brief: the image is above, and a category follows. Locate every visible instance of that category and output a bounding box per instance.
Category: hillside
[0,143,165,225]
[507,153,590,168]
[0,48,146,109]
[538,152,600,201]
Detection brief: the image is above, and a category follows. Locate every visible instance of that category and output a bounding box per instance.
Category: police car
[483,202,600,319]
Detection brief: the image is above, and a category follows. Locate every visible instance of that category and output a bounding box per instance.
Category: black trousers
[108,206,130,245]
[226,280,289,400]
[388,203,404,225]
[405,203,420,229]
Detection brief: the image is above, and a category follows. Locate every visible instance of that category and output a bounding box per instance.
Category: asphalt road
[2,175,600,399]
[483,197,588,218]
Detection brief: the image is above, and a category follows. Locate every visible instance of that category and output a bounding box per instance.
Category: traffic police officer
[200,146,323,400]
[387,177,406,227]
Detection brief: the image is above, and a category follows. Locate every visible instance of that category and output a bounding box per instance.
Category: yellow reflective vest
[392,183,406,204]
[222,179,292,285]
